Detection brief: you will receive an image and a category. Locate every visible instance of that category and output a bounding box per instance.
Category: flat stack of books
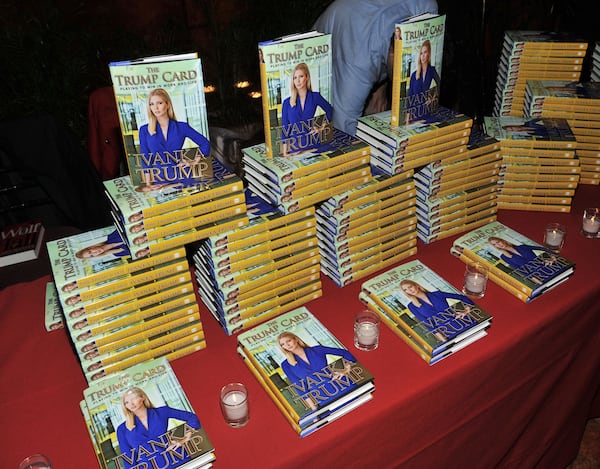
[193,190,321,335]
[104,158,248,260]
[414,127,501,243]
[483,115,580,212]
[316,167,418,286]
[47,226,205,384]
[359,259,492,365]
[451,220,575,303]
[592,42,600,82]
[524,80,600,185]
[237,307,375,437]
[81,357,216,469]
[356,106,473,176]
[493,30,588,117]
[242,129,372,215]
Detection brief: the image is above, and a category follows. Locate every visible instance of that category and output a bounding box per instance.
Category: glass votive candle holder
[220,382,249,428]
[354,309,380,351]
[581,208,600,238]
[17,454,53,469]
[462,263,488,299]
[543,222,566,253]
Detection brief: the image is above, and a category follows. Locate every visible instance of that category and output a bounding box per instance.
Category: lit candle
[465,273,486,294]
[357,322,378,346]
[545,229,564,248]
[222,390,248,421]
[583,216,600,234]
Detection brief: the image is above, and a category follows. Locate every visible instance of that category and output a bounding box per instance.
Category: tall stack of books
[237,307,375,437]
[524,80,600,185]
[241,130,372,215]
[47,226,205,384]
[359,259,492,365]
[193,190,321,335]
[493,30,588,117]
[356,106,473,176]
[483,115,580,212]
[451,220,576,303]
[591,42,600,82]
[316,167,418,286]
[414,127,501,243]
[104,158,248,260]
[81,357,216,469]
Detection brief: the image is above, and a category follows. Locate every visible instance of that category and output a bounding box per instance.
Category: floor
[566,418,600,469]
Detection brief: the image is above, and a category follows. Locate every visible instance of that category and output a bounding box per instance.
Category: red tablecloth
[1,185,599,469]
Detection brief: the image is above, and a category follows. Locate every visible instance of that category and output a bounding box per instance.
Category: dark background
[1,0,597,147]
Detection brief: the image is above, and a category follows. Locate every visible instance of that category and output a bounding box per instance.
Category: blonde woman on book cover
[280,62,333,156]
[399,279,474,342]
[116,386,201,469]
[488,236,556,274]
[407,39,441,115]
[138,88,210,186]
[277,331,356,410]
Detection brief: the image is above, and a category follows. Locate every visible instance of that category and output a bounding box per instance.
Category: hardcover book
[237,306,375,436]
[451,220,575,301]
[360,259,492,360]
[82,357,215,469]
[0,219,45,267]
[109,53,212,187]
[258,31,333,157]
[390,13,446,125]
[483,116,577,149]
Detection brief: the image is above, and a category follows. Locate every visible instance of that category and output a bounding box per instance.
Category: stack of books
[316,167,418,286]
[493,30,588,117]
[483,115,580,212]
[242,130,372,215]
[47,226,205,383]
[414,127,501,243]
[592,41,600,82]
[104,158,248,260]
[193,190,321,335]
[524,80,600,185]
[81,357,216,469]
[356,106,473,176]
[451,220,576,303]
[237,307,375,437]
[359,259,492,365]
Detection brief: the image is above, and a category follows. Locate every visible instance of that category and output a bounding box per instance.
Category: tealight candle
[582,208,600,238]
[354,310,380,351]
[543,223,566,253]
[462,263,488,299]
[220,383,249,428]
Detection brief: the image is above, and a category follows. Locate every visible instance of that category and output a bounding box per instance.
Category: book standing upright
[109,53,212,187]
[390,13,446,126]
[258,32,333,157]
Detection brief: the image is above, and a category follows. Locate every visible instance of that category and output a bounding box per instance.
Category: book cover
[451,220,575,299]
[82,357,215,468]
[358,106,472,150]
[483,116,577,149]
[237,306,374,432]
[109,53,212,187]
[0,219,45,267]
[360,259,492,356]
[47,225,187,294]
[390,13,446,125]
[259,32,333,157]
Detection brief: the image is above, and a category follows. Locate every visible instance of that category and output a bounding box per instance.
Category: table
[1,185,599,469]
